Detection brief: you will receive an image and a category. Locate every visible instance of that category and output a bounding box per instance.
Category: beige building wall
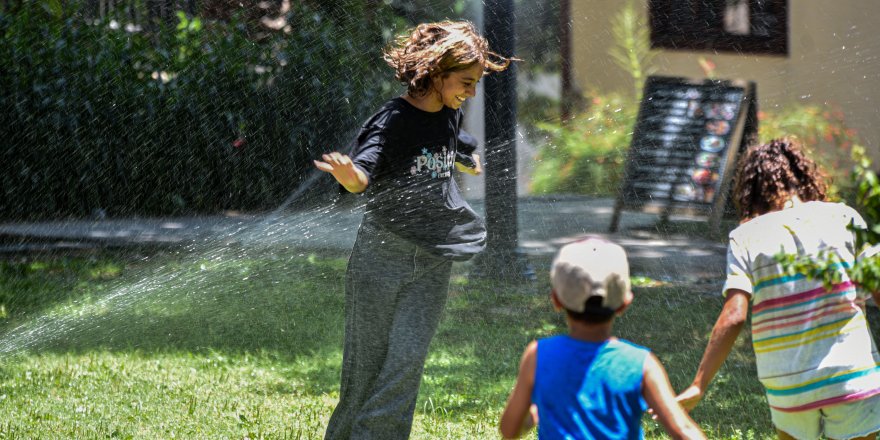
[571,1,880,161]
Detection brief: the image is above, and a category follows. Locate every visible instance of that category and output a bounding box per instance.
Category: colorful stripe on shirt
[752,299,865,328]
[751,303,859,335]
[753,314,866,354]
[770,386,880,413]
[764,363,880,397]
[752,280,855,316]
[752,261,850,294]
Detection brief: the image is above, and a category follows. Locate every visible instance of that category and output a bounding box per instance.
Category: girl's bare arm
[676,290,749,410]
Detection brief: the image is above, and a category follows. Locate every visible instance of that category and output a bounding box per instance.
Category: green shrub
[528,93,635,196]
[526,1,644,197]
[527,99,862,198]
[757,105,859,198]
[0,2,395,219]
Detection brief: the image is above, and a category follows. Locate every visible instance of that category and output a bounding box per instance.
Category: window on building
[649,0,788,55]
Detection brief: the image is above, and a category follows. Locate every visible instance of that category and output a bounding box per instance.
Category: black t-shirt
[349,97,486,261]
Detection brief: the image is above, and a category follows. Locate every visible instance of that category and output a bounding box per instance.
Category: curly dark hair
[383,21,514,97]
[733,137,828,220]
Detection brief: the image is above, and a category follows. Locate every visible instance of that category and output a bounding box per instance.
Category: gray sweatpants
[324,218,453,440]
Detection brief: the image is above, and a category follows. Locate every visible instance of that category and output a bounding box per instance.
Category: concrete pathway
[0,197,729,284]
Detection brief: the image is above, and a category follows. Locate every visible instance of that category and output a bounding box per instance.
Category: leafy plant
[845,146,880,294]
[775,145,880,294]
[527,1,648,196]
[529,93,635,196]
[758,105,859,199]
[607,0,656,101]
[850,146,880,246]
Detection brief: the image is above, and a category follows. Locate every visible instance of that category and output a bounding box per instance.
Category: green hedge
[0,3,395,219]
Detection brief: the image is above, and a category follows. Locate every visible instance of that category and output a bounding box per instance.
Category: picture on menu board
[618,76,756,209]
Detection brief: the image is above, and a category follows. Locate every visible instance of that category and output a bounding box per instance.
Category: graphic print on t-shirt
[410,146,456,179]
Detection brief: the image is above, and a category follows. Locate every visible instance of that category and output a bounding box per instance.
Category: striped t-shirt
[724,201,880,412]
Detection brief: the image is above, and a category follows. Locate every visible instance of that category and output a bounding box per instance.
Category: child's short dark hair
[733,137,828,220]
[383,21,513,97]
[564,296,616,324]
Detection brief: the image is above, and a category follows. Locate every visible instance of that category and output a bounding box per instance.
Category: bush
[0,2,396,219]
[528,95,863,199]
[528,93,635,196]
[526,1,644,197]
[757,104,859,199]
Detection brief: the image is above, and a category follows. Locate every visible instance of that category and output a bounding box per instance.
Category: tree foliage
[607,0,655,101]
[0,1,397,219]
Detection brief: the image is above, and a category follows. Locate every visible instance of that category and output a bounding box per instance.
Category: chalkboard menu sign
[610,76,757,232]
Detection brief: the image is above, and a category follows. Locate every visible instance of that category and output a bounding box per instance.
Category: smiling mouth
[455,96,466,104]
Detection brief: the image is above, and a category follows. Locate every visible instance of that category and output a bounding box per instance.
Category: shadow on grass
[0,247,566,400]
[420,273,783,438]
[0,247,561,399]
[1,247,876,438]
[0,245,354,392]
[629,217,739,243]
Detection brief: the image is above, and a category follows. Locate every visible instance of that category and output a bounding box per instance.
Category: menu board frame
[609,76,757,233]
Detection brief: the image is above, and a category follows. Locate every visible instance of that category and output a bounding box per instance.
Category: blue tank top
[533,336,649,440]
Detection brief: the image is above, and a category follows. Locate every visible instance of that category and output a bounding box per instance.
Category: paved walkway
[0,197,729,284]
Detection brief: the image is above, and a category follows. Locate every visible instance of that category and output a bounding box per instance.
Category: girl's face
[433,63,483,110]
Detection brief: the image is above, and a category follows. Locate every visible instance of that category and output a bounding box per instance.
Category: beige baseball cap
[550,238,632,313]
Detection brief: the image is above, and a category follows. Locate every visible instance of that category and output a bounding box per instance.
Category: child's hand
[314,152,368,193]
[674,384,704,412]
[454,153,482,176]
[648,384,703,419]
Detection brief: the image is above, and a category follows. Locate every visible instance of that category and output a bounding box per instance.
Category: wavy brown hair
[733,137,828,220]
[383,21,513,97]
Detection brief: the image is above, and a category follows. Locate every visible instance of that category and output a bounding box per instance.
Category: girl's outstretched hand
[314,152,369,193]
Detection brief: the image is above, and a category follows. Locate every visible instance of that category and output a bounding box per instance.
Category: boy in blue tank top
[500,238,706,439]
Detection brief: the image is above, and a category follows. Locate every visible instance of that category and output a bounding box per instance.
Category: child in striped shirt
[676,138,880,439]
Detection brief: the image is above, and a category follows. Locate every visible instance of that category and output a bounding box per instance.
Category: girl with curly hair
[676,138,880,440]
[314,21,513,439]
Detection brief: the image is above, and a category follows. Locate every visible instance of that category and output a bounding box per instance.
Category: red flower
[698,57,716,78]
[233,138,246,149]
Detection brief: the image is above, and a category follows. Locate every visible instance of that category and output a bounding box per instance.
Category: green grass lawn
[0,246,877,439]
